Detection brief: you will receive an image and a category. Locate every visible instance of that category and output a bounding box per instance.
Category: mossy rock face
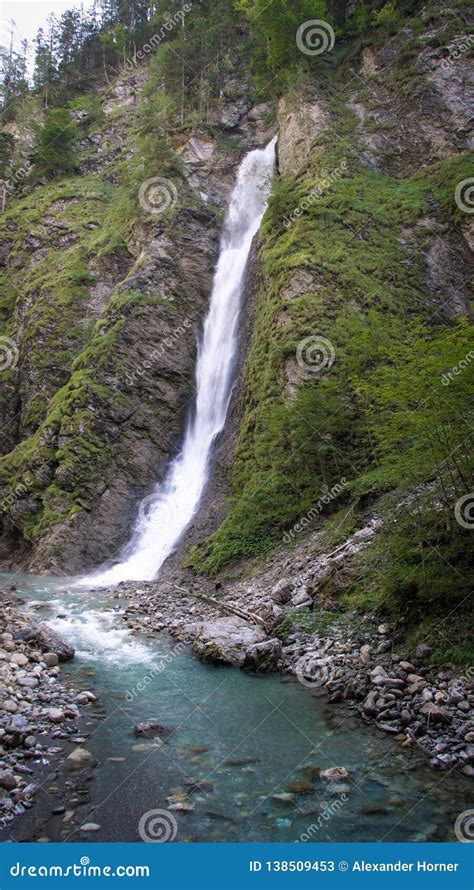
[188,8,473,580]
[0,70,275,573]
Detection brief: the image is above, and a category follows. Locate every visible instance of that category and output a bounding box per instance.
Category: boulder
[243,639,282,672]
[269,579,293,604]
[14,623,74,662]
[0,770,18,791]
[10,653,28,667]
[42,652,59,667]
[415,643,432,660]
[192,616,266,667]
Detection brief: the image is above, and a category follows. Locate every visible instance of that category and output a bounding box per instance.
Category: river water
[6,574,471,844]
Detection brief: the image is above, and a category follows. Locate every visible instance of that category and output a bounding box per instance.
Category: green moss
[189,24,473,577]
[276,607,342,642]
[189,145,437,573]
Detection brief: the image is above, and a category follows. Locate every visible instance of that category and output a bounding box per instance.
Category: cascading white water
[81,138,276,586]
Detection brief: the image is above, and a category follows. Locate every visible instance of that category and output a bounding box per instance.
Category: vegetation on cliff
[0,0,472,658]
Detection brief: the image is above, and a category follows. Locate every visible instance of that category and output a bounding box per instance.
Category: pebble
[0,771,18,791]
[0,600,93,831]
[48,708,65,723]
[42,653,59,667]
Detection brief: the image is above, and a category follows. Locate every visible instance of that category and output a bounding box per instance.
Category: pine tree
[32,108,78,179]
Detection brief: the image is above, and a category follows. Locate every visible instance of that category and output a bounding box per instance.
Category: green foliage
[353,321,474,496]
[237,0,330,93]
[373,2,402,28]
[32,108,79,180]
[0,132,14,178]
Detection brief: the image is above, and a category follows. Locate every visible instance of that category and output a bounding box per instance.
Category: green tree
[237,0,329,91]
[32,108,79,179]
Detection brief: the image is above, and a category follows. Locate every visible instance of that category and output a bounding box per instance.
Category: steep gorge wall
[0,68,274,574]
[188,2,473,576]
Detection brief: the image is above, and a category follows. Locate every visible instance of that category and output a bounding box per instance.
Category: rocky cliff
[0,0,472,663]
[0,68,273,573]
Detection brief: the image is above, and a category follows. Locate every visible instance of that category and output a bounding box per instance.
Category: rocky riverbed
[0,587,97,830]
[109,522,474,779]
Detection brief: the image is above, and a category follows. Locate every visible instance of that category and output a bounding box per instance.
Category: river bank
[0,586,98,832]
[109,519,474,779]
[0,573,472,843]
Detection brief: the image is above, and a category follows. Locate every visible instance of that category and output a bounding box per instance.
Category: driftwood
[172,584,267,628]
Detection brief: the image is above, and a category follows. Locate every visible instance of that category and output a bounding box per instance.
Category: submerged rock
[133,722,175,738]
[320,767,350,782]
[66,747,96,771]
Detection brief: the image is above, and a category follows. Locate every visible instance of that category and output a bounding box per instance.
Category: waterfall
[81,137,276,586]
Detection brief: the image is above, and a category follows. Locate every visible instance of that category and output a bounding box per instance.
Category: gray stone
[15,624,74,662]
[243,639,282,672]
[66,747,96,771]
[193,616,265,667]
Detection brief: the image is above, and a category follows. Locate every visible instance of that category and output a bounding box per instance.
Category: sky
[1,0,95,52]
